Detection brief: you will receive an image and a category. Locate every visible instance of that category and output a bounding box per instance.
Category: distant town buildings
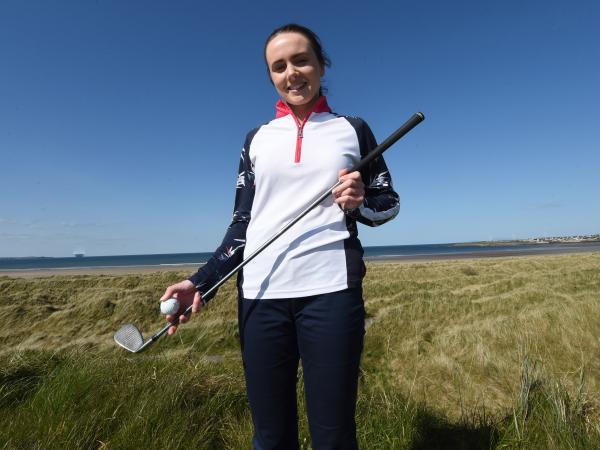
[525,234,600,244]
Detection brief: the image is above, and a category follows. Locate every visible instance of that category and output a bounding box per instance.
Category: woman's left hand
[333,169,365,211]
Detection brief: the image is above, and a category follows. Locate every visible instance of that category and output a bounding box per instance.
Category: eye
[294,57,308,66]
[271,62,286,73]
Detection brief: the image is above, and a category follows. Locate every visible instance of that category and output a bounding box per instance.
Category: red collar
[275,96,331,119]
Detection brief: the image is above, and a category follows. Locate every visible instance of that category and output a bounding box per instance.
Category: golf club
[114,111,425,353]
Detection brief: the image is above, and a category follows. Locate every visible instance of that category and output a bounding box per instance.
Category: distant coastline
[1,239,600,277]
[2,234,599,261]
[451,233,600,247]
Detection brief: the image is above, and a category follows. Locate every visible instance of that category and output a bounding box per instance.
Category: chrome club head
[114,324,145,353]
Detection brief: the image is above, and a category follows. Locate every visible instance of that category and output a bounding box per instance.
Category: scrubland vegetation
[1,252,599,449]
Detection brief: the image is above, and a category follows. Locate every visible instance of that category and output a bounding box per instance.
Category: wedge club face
[114,324,146,353]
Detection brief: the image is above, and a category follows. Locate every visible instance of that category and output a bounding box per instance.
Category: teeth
[289,82,306,91]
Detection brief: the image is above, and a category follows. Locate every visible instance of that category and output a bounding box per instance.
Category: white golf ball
[160,297,180,316]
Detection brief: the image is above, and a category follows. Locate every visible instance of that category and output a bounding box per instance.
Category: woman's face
[265,32,324,116]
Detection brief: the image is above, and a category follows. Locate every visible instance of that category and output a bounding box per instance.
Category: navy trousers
[238,287,365,450]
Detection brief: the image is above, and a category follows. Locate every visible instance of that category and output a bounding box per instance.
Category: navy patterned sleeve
[343,117,400,227]
[188,128,258,302]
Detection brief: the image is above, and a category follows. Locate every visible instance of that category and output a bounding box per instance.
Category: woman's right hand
[160,280,203,335]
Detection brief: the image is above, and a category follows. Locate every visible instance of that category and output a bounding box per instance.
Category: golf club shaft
[153,112,425,342]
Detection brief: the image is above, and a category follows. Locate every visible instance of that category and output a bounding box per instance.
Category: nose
[285,63,299,80]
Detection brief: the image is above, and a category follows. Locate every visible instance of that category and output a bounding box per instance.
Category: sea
[1,242,599,272]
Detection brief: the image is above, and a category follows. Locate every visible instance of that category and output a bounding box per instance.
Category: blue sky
[1,0,598,257]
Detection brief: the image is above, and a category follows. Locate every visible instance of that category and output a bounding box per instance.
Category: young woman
[161,24,399,449]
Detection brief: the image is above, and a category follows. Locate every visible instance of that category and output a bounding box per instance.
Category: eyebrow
[270,51,311,67]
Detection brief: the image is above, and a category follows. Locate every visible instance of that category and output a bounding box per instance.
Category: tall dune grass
[1,252,599,449]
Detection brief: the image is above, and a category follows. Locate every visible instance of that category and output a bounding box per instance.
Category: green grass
[1,252,599,449]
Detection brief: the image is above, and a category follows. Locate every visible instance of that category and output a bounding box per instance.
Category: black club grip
[350,112,425,173]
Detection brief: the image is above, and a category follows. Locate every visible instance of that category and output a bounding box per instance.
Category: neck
[289,95,320,121]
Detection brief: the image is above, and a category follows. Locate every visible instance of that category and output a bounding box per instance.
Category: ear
[320,65,325,77]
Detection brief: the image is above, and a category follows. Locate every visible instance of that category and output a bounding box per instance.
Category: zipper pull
[298,128,303,138]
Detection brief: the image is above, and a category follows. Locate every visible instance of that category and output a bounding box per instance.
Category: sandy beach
[0,264,202,278]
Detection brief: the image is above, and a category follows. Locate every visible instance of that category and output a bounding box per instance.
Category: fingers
[337,169,361,184]
[192,291,203,314]
[161,280,195,301]
[334,191,365,210]
[335,187,364,198]
[160,285,176,301]
[166,307,190,325]
[333,183,364,201]
[333,170,364,210]
[166,312,187,336]
[178,312,190,324]
[333,171,364,195]
[165,288,203,337]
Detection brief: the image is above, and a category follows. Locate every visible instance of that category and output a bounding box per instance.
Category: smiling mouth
[287,81,307,92]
